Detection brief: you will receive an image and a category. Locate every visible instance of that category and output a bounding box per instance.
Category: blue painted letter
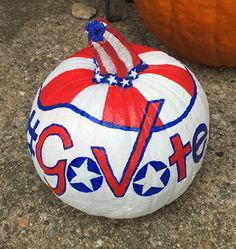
[192,123,208,163]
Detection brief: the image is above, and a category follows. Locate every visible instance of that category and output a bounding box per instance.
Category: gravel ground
[0,0,235,248]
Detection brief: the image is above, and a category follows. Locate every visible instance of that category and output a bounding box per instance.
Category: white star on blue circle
[67,157,103,193]
[133,161,170,196]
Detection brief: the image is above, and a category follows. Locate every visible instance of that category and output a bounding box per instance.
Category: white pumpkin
[27,19,209,218]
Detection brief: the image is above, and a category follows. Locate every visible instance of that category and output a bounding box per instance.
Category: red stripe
[67,44,158,62]
[101,40,128,78]
[107,27,141,67]
[67,47,94,59]
[96,18,109,25]
[102,86,163,128]
[131,44,159,54]
[39,69,94,107]
[140,65,195,96]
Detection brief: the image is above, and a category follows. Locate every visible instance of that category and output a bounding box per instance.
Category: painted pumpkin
[27,19,209,218]
[135,0,236,67]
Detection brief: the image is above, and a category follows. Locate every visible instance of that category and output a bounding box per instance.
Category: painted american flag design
[27,19,209,218]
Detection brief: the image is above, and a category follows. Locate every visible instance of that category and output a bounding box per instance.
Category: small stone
[215,151,224,157]
[19,91,25,96]
[71,3,96,20]
[95,239,103,248]
[28,206,36,214]
[49,220,59,237]
[32,185,39,191]
[201,240,213,249]
[219,189,231,199]
[44,220,50,225]
[211,113,221,120]
[18,216,29,228]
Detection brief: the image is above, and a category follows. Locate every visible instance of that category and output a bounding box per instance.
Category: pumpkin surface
[135,0,236,67]
[27,19,209,218]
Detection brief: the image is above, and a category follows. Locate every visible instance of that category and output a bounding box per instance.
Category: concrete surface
[0,0,235,248]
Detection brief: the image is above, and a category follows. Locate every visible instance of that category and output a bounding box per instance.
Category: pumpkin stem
[86,19,147,88]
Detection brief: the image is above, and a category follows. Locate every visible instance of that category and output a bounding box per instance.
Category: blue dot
[86,20,107,42]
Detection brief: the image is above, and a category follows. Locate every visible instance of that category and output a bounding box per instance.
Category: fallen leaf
[18,216,29,228]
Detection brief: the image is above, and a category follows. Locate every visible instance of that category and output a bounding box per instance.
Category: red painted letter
[169,134,191,182]
[92,100,163,197]
[36,124,73,195]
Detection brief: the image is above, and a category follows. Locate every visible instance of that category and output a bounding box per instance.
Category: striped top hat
[86,18,148,87]
[38,19,196,131]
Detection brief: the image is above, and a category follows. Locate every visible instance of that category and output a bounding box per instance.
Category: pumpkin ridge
[140,64,195,96]
[135,0,236,66]
[39,69,94,106]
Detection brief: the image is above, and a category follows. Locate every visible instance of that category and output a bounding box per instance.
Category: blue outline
[93,61,148,88]
[27,110,40,157]
[169,133,192,182]
[91,99,164,197]
[192,123,208,163]
[38,124,74,195]
[37,67,197,133]
[153,67,197,132]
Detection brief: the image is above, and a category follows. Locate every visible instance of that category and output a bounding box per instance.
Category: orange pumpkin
[135,0,236,67]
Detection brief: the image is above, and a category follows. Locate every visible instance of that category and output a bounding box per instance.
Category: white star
[95,73,103,82]
[135,164,166,195]
[108,75,117,85]
[121,78,130,87]
[129,69,138,79]
[70,159,100,190]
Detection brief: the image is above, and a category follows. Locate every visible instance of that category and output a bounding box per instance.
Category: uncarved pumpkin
[27,19,209,218]
[135,0,236,67]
